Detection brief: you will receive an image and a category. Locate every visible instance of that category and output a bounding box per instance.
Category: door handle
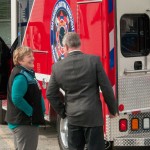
[124,69,150,75]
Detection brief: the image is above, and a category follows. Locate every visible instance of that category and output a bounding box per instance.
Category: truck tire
[57,116,69,150]
[0,101,5,124]
[57,116,111,150]
[105,140,114,150]
[57,116,87,150]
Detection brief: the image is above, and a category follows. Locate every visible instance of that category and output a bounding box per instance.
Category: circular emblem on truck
[50,0,75,62]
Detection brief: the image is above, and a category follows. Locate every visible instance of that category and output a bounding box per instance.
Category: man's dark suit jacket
[46,51,117,127]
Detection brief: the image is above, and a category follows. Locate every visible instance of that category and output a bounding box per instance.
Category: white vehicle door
[116,0,150,113]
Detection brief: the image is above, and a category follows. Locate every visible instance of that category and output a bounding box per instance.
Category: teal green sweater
[8,74,45,129]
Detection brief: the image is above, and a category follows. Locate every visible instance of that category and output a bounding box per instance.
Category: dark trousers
[68,124,105,150]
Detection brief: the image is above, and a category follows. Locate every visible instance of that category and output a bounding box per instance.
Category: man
[46,32,118,150]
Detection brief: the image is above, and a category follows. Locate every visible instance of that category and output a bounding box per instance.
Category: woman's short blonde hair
[13,46,33,65]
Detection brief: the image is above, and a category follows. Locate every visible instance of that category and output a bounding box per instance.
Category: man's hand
[110,113,119,118]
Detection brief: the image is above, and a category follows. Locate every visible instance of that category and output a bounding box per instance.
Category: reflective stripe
[109,29,114,69]
[109,29,114,52]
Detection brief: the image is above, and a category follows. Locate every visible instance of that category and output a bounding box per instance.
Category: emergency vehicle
[0,0,150,149]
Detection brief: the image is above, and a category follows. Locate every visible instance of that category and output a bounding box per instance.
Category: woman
[5,46,45,150]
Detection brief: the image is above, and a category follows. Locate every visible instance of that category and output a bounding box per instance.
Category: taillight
[143,118,150,130]
[119,119,128,132]
[119,104,124,112]
[131,118,139,131]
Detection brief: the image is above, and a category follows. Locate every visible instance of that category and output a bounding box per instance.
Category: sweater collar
[17,65,35,77]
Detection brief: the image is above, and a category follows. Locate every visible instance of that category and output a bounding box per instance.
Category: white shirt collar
[68,50,81,53]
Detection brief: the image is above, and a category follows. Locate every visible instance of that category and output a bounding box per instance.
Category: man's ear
[65,44,69,51]
[63,44,69,57]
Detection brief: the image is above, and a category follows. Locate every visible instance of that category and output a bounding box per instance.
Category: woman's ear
[18,59,23,65]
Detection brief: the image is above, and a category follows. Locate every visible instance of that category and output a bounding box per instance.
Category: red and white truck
[0,0,150,149]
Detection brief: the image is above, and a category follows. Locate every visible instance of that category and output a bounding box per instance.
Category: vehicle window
[0,0,11,47]
[17,0,34,45]
[120,14,150,57]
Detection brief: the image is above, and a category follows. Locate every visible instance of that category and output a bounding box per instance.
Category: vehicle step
[114,133,150,146]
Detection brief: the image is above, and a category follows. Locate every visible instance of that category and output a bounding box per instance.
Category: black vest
[5,66,45,125]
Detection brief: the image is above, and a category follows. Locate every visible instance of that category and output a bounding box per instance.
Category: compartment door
[33,51,50,116]
[116,0,150,112]
[77,1,103,58]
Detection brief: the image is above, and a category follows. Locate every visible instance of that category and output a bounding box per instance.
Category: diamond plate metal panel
[118,75,150,111]
[106,115,111,141]
[112,112,150,146]
[107,114,129,141]
[114,133,150,146]
[129,113,150,134]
